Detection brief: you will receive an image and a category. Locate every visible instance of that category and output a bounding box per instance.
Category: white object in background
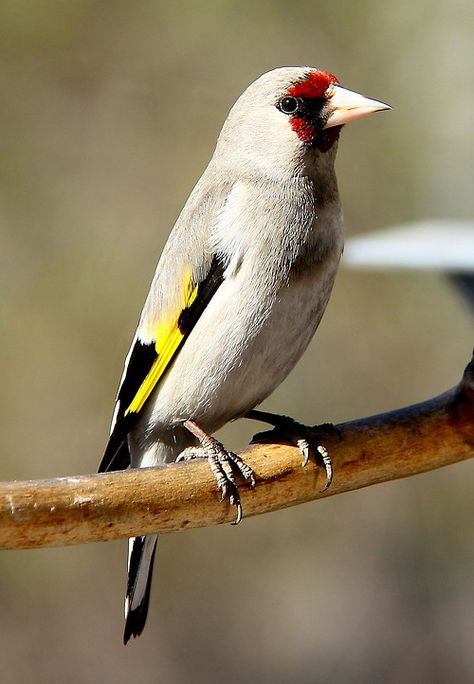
[344,220,474,272]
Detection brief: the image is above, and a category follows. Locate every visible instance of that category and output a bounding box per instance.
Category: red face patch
[289,117,315,142]
[287,70,339,99]
[285,69,341,149]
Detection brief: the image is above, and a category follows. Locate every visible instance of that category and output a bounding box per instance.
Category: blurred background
[0,1,473,682]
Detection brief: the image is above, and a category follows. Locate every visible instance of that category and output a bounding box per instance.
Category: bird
[99,66,390,644]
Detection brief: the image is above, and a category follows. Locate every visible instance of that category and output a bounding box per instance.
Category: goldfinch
[99,66,390,643]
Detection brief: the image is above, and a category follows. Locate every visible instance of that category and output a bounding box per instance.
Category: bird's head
[214,67,390,179]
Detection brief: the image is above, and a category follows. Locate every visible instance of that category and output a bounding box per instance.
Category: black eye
[278,96,300,115]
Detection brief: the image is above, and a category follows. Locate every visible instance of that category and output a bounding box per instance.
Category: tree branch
[1,355,472,550]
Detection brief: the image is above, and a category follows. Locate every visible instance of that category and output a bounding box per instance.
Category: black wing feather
[99,255,225,473]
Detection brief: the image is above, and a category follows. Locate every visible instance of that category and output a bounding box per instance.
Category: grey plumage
[100,66,390,642]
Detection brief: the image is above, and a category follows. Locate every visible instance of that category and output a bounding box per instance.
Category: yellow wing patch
[125,270,198,415]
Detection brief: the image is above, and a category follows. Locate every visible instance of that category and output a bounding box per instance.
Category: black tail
[123,535,158,645]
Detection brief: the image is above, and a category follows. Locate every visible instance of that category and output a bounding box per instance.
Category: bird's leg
[177,419,256,525]
[245,409,338,492]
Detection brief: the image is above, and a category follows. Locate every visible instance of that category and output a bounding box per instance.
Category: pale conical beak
[323,84,391,129]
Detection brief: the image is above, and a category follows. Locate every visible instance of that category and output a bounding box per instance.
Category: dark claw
[230,494,243,526]
[297,438,311,468]
[249,412,335,492]
[228,451,256,488]
[297,433,334,492]
[219,482,228,502]
[317,445,333,491]
[177,435,255,525]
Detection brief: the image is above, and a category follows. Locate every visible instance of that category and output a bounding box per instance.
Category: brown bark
[0,355,472,550]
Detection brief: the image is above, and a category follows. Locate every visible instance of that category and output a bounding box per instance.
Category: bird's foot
[178,420,256,525]
[247,409,339,492]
